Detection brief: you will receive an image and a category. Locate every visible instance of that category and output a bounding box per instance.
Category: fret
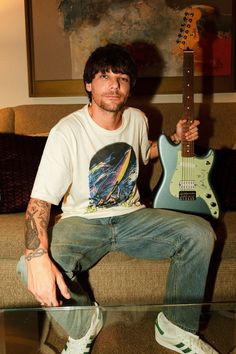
[182,50,194,157]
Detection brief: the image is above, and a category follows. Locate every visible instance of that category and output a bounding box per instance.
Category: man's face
[85,70,131,113]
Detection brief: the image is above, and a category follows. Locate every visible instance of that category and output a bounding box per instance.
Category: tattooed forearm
[25,199,51,250]
[25,248,48,261]
[25,209,40,250]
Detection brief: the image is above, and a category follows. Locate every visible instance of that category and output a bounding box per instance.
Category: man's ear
[85,82,92,92]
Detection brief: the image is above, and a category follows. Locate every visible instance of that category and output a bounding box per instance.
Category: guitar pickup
[179,191,196,200]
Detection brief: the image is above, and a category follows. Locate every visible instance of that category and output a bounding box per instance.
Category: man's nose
[110,77,120,88]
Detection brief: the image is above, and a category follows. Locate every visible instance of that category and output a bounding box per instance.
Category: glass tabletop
[0,302,235,354]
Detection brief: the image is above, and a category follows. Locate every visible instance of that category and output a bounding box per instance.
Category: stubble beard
[93,92,128,113]
[99,101,126,113]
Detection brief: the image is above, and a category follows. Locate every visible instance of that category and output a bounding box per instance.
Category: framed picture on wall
[25,0,235,97]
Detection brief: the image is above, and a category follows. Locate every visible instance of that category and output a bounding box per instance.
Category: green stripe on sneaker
[175,343,192,353]
[64,343,68,351]
[155,322,165,335]
[176,343,185,348]
[176,342,192,353]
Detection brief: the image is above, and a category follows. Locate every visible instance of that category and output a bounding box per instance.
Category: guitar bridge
[179,191,196,201]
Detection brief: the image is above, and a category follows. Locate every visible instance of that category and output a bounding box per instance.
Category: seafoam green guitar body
[153,135,219,219]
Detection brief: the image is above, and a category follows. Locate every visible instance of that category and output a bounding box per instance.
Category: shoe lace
[187,335,216,354]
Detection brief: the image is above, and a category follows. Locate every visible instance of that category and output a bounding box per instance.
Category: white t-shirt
[31,105,151,219]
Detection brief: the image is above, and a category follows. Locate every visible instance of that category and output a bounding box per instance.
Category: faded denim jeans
[17,207,215,338]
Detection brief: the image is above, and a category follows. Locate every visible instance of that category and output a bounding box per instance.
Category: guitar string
[181,133,194,194]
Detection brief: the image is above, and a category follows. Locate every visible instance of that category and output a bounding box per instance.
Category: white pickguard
[170,151,219,218]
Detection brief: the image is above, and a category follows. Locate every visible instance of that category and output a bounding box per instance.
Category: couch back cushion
[0,103,234,149]
[13,104,83,135]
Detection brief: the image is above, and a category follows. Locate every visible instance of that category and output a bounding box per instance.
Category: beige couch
[0,103,236,309]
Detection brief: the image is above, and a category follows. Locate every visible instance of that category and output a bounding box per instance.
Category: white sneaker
[155,312,219,354]
[61,304,103,354]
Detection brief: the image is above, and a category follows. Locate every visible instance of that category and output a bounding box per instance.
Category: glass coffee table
[0,302,235,354]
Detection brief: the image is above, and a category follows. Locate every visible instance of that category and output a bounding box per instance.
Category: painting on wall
[25,0,235,97]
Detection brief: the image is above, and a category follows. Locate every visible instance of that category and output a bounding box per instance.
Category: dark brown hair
[83,44,137,100]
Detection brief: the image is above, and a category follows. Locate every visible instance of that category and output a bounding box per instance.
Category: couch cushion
[0,213,25,258]
[0,258,38,307]
[0,134,47,213]
[1,256,236,308]
[214,211,236,259]
[206,257,236,302]
[88,251,236,304]
[88,251,169,305]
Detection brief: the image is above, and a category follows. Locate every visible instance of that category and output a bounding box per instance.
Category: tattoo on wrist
[25,248,48,261]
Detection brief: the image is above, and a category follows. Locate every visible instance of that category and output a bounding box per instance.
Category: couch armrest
[0,108,15,133]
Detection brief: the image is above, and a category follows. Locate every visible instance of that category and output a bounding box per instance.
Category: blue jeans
[17,208,215,338]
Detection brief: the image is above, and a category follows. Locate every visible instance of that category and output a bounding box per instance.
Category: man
[17,44,217,354]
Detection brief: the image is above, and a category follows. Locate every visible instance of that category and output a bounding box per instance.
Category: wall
[0,0,235,108]
[0,0,88,108]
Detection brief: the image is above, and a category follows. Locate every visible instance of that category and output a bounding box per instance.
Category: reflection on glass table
[0,302,235,354]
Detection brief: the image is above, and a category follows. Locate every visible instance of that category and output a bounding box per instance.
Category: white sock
[68,336,81,343]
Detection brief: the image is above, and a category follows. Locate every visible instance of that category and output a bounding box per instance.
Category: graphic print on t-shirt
[88,142,137,212]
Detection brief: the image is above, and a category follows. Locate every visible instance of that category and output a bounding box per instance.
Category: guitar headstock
[177,7,201,51]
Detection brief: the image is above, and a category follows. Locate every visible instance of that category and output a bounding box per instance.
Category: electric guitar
[153,7,219,219]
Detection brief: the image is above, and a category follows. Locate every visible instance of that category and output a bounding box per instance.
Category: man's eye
[120,77,129,83]
[101,74,108,79]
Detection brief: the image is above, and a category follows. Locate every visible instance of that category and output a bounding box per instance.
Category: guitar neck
[182,50,194,157]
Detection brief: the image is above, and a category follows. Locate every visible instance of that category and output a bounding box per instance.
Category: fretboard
[182,50,194,157]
